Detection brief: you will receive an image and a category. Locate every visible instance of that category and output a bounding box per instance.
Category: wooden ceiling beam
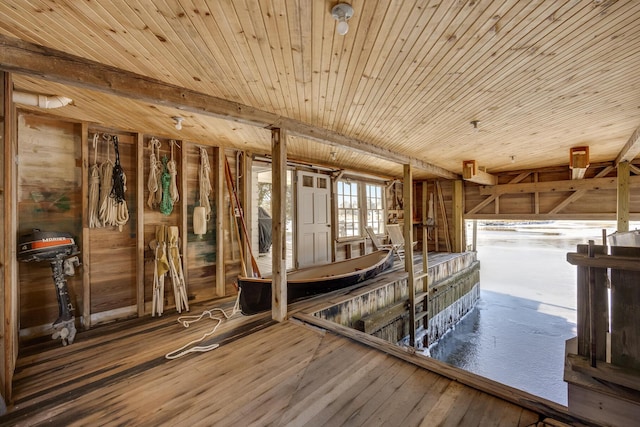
[615,125,640,166]
[0,34,458,180]
[462,160,497,186]
[466,172,530,215]
[479,175,640,196]
[548,165,614,214]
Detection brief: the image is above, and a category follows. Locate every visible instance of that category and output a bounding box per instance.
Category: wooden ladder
[403,165,429,348]
[406,225,429,348]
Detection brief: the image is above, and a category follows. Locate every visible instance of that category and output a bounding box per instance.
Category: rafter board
[616,125,640,165]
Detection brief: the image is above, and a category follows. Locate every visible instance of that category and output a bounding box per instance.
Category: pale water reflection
[429,221,639,406]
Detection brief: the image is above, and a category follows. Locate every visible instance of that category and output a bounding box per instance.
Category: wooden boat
[237,249,394,315]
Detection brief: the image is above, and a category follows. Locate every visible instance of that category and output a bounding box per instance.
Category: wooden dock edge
[293,312,586,426]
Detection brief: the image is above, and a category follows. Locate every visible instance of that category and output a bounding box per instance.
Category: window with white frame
[366,184,385,234]
[337,179,385,238]
[337,180,359,237]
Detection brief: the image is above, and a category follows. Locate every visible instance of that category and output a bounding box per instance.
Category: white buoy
[193,206,207,238]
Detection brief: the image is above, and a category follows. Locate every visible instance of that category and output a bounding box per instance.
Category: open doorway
[252,162,293,275]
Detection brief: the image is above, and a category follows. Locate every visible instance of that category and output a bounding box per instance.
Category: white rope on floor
[165,289,242,360]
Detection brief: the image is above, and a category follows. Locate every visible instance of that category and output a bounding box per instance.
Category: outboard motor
[18,229,80,346]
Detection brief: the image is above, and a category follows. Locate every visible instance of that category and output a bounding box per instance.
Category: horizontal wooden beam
[567,353,640,393]
[462,160,497,185]
[615,124,640,166]
[466,213,640,221]
[567,252,640,272]
[479,175,640,196]
[466,172,530,215]
[0,34,458,180]
[548,165,614,214]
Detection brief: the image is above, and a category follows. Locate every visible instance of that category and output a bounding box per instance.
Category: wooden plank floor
[3,305,544,426]
[2,255,577,426]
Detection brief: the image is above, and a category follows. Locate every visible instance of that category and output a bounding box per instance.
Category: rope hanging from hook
[88,133,102,228]
[168,140,180,204]
[160,155,173,215]
[147,137,162,209]
[198,147,212,221]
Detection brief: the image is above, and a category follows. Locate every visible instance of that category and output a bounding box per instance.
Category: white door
[296,171,331,268]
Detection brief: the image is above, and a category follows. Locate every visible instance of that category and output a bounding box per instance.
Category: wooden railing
[567,242,640,370]
[565,242,640,425]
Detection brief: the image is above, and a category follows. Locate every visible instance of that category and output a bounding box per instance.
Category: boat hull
[237,249,394,315]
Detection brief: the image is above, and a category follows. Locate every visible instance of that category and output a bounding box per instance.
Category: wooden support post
[2,71,17,403]
[617,161,630,232]
[452,180,464,253]
[272,128,287,322]
[472,219,477,252]
[421,181,427,252]
[403,164,416,347]
[534,172,540,215]
[135,133,145,317]
[81,123,92,327]
[214,147,225,297]
[241,153,253,275]
[179,140,188,291]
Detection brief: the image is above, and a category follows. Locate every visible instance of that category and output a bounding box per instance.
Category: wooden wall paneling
[87,130,136,323]
[610,246,640,370]
[18,116,82,332]
[215,146,225,297]
[575,244,608,362]
[81,122,91,328]
[136,133,144,317]
[142,136,181,314]
[184,143,216,302]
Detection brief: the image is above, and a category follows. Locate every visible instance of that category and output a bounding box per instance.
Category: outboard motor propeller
[18,229,80,346]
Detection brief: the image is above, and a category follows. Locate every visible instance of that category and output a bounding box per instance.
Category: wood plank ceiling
[0,0,639,179]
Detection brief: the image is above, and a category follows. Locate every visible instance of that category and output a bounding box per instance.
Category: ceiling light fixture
[470,120,479,133]
[173,116,184,131]
[331,3,354,36]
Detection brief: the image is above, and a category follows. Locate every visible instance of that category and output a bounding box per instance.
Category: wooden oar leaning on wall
[223,156,261,278]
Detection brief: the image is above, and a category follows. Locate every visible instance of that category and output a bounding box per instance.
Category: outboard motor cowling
[18,229,80,346]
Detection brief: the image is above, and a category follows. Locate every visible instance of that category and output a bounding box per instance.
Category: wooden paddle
[224,156,261,278]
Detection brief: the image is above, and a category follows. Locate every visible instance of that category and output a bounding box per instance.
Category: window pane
[365,184,385,234]
[337,180,360,238]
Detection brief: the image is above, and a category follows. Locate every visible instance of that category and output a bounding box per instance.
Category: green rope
[160,155,173,215]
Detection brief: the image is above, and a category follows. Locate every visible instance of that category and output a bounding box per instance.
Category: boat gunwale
[238,249,393,285]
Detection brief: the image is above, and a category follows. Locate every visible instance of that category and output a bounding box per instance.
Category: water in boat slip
[429,221,640,406]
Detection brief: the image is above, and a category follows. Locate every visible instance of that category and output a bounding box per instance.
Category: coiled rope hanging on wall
[198,147,212,221]
[88,133,102,228]
[110,136,129,231]
[168,140,180,205]
[147,137,162,209]
[98,134,114,226]
[159,155,173,215]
